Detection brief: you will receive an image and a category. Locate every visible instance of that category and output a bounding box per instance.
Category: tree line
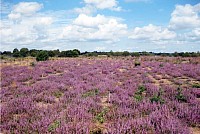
[1,48,200,61]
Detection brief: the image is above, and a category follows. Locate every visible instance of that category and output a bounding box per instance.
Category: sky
[0,0,200,52]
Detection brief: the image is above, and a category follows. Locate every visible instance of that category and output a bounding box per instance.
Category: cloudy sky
[1,0,200,52]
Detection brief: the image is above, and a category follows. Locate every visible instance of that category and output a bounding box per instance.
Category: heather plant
[1,58,200,133]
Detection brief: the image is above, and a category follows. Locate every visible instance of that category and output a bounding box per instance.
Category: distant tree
[36,51,49,61]
[73,49,81,55]
[13,48,20,57]
[66,50,79,57]
[58,51,66,57]
[30,49,38,57]
[183,52,190,57]
[131,52,140,57]
[53,49,60,56]
[2,51,12,56]
[48,50,56,57]
[13,52,21,57]
[173,52,179,57]
[113,52,122,56]
[13,48,19,53]
[20,48,29,57]
[122,51,130,56]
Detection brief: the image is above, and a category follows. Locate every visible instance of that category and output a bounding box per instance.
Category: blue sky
[1,0,200,52]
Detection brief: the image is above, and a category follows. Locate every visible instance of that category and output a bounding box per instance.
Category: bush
[36,51,49,61]
[135,61,141,66]
[192,83,200,88]
[175,87,187,102]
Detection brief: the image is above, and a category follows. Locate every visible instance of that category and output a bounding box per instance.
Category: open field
[1,57,200,133]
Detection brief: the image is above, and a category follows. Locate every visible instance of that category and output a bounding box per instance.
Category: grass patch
[192,83,200,88]
[150,89,165,104]
[48,120,60,132]
[53,91,63,98]
[175,87,187,102]
[134,85,146,101]
[82,89,99,98]
[95,108,108,124]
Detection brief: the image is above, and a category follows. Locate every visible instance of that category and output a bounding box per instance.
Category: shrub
[150,95,164,104]
[48,120,60,132]
[82,89,99,98]
[36,51,49,61]
[135,61,141,66]
[95,108,108,124]
[150,89,164,104]
[175,87,187,102]
[134,85,146,101]
[192,83,200,88]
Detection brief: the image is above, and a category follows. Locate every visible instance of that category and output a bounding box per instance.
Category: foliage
[95,108,108,124]
[134,85,146,101]
[122,51,130,56]
[36,51,49,61]
[175,87,187,102]
[134,61,141,66]
[82,89,99,98]
[53,91,63,98]
[48,120,60,132]
[20,48,29,57]
[150,89,165,104]
[192,83,200,88]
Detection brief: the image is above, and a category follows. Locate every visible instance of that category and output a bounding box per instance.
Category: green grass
[95,108,108,124]
[82,89,99,98]
[133,85,146,101]
[48,120,60,132]
[192,83,200,88]
[175,87,187,102]
[53,91,63,98]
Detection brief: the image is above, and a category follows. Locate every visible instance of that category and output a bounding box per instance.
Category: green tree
[13,48,19,53]
[20,48,29,57]
[13,48,20,57]
[131,52,140,57]
[36,51,49,61]
[122,51,130,56]
[73,49,81,55]
[30,49,38,57]
[48,50,56,57]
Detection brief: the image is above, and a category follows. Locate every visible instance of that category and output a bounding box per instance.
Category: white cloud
[74,5,96,15]
[169,3,200,30]
[61,14,127,42]
[12,2,43,15]
[84,0,117,7]
[125,0,150,3]
[181,28,200,42]
[84,0,119,10]
[8,2,43,21]
[129,24,176,41]
[1,2,54,47]
[8,13,21,20]
[73,14,108,27]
